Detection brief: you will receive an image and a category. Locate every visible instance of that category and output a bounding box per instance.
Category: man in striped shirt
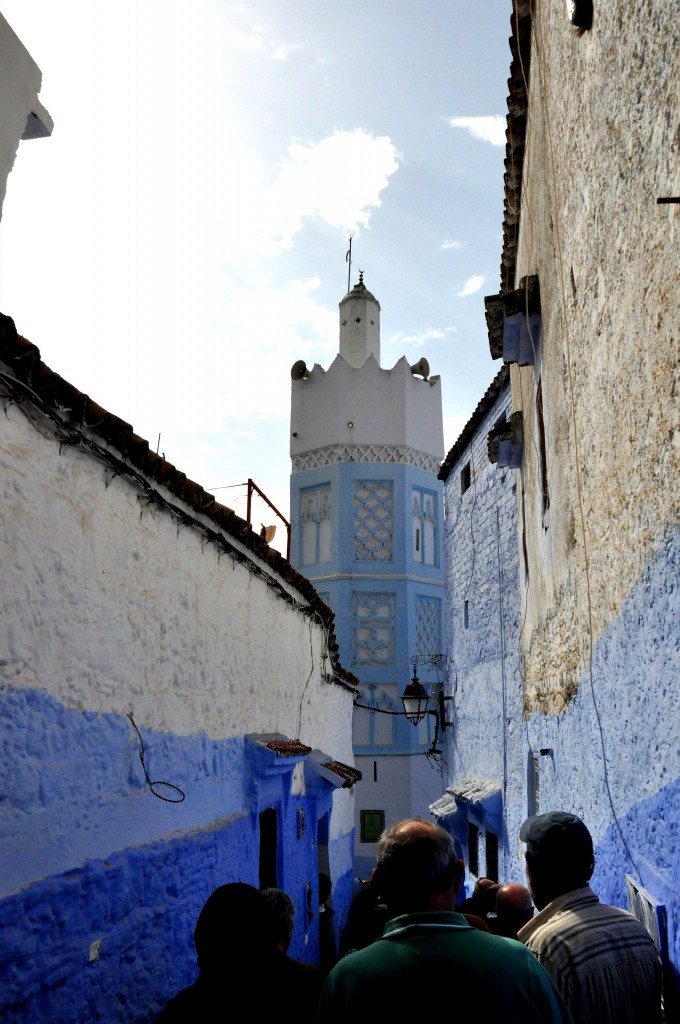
[518,811,662,1023]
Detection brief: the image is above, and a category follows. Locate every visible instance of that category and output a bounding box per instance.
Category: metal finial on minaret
[345,235,353,293]
[359,270,364,285]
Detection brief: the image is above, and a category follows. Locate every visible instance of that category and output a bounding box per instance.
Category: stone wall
[512,0,678,714]
[506,0,679,992]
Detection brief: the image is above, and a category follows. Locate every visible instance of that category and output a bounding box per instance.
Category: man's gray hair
[261,887,295,942]
[375,817,459,909]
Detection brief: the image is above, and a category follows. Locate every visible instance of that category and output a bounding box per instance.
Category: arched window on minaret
[300,485,331,566]
[412,487,437,566]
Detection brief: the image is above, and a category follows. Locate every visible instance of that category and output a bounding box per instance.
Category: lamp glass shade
[401,676,430,725]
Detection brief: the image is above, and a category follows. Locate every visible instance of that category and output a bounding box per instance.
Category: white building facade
[0,11,52,221]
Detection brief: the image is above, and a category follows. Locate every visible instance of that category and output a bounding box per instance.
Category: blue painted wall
[441,376,524,887]
[0,688,345,1022]
[519,527,680,999]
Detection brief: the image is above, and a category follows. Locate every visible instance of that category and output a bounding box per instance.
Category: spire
[339,271,381,368]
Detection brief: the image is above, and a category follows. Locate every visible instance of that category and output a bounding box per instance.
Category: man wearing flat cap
[518,811,662,1023]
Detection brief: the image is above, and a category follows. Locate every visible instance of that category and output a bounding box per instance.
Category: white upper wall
[291,353,444,460]
[0,12,52,222]
[0,397,354,768]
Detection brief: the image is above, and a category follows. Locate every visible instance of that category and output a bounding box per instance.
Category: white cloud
[198,129,400,263]
[0,0,397,533]
[272,43,304,60]
[447,116,506,147]
[231,29,267,53]
[388,327,456,349]
[440,239,463,251]
[270,130,400,238]
[456,276,485,297]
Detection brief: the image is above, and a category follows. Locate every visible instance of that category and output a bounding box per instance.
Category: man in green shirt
[316,818,573,1024]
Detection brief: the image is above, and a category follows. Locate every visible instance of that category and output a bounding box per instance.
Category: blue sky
[0,1,511,549]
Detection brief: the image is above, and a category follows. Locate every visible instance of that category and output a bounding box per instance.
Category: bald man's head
[374,818,464,915]
[494,884,534,937]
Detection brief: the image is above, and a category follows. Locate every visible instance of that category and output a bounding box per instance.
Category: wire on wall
[296,616,317,742]
[127,713,185,803]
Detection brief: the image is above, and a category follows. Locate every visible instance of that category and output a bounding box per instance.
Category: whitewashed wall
[1,396,355,875]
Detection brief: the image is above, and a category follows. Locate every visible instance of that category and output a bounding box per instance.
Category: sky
[0,0,512,553]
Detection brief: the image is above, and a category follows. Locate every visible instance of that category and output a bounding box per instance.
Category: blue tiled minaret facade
[290,276,446,876]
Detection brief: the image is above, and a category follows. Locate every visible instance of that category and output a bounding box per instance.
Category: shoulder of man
[285,955,327,978]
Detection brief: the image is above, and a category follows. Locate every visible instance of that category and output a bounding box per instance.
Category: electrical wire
[295,616,317,741]
[127,713,185,803]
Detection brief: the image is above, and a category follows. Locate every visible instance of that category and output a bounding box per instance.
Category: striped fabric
[518,886,662,1023]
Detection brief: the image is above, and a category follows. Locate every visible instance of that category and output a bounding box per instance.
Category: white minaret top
[290,273,444,463]
[339,272,381,368]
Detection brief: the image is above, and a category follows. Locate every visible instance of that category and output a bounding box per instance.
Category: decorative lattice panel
[354,480,394,561]
[416,596,440,657]
[354,592,395,664]
[300,486,331,565]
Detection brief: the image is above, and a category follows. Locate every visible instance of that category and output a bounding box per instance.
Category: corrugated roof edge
[0,312,359,692]
[438,366,509,482]
[500,0,532,294]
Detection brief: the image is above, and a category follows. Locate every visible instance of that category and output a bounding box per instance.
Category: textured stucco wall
[512,0,679,712]
[506,0,679,990]
[441,380,527,885]
[0,394,356,1022]
[1,400,351,752]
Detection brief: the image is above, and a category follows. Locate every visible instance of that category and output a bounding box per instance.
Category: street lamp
[401,668,430,725]
[353,653,453,762]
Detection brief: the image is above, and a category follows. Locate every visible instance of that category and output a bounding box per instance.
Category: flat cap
[520,811,594,866]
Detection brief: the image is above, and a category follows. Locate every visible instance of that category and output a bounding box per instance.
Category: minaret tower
[339,270,380,367]
[289,274,445,878]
